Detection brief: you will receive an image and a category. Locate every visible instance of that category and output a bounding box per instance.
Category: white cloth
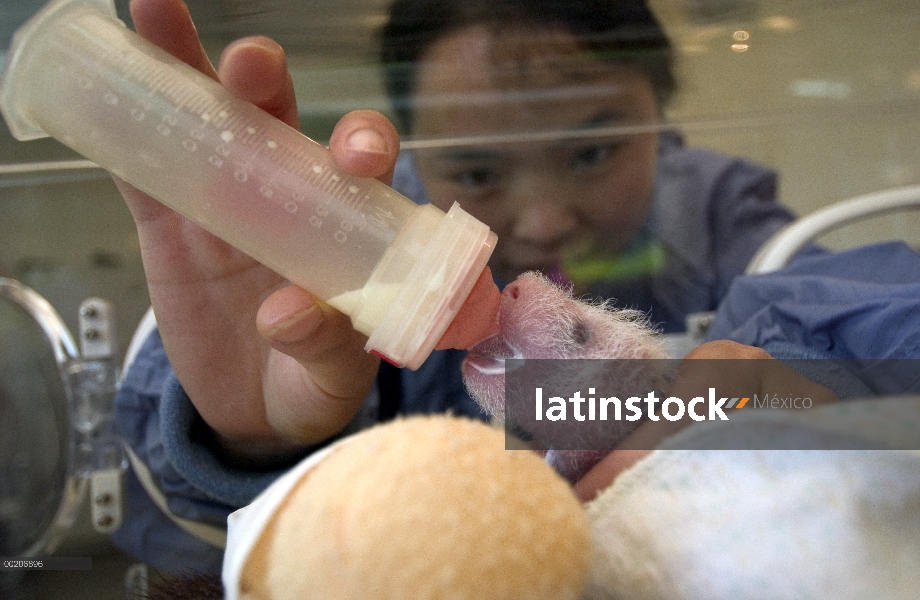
[221,437,356,600]
[585,397,920,599]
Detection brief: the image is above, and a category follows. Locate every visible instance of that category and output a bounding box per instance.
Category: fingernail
[345,128,388,155]
[265,305,323,344]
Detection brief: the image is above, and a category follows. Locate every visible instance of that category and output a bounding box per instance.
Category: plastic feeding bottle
[0,0,500,370]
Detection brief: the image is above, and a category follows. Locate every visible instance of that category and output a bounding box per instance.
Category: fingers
[257,286,380,439]
[217,37,402,182]
[681,339,773,361]
[329,110,401,184]
[218,40,402,184]
[122,0,219,223]
[132,0,298,130]
[130,0,218,80]
[127,0,400,209]
[257,286,375,384]
[218,37,300,129]
[573,450,651,502]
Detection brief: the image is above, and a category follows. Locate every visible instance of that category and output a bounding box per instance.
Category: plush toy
[222,415,592,600]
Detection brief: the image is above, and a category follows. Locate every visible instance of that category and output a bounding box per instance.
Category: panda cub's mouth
[465,335,524,375]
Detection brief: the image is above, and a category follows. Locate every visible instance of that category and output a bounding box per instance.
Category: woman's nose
[511,197,578,244]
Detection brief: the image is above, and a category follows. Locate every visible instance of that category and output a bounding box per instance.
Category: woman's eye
[570,144,616,170]
[456,168,498,188]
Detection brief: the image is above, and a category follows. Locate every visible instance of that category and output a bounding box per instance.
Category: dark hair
[380,0,676,132]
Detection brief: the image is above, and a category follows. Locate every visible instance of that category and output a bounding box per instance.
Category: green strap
[564,241,666,286]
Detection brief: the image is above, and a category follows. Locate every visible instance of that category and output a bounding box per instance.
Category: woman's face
[411,25,662,285]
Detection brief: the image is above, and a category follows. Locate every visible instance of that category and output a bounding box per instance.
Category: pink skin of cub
[461,271,670,484]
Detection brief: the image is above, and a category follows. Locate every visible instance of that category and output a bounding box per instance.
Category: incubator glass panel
[0,291,70,557]
[1,0,919,596]
[3,0,920,254]
[145,0,920,252]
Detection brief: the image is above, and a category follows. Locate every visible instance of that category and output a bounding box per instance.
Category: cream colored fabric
[222,441,345,600]
[222,416,591,600]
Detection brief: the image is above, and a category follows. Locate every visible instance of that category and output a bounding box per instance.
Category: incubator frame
[0,277,124,558]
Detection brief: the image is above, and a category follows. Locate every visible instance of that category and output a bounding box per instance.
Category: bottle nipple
[435,267,501,351]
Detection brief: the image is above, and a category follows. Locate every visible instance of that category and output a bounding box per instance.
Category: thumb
[256,285,379,400]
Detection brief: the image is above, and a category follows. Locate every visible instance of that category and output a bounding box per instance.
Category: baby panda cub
[461,271,671,484]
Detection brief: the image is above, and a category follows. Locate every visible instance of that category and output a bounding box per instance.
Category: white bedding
[585,397,920,599]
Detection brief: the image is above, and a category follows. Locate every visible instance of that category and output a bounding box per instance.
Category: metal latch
[72,298,127,533]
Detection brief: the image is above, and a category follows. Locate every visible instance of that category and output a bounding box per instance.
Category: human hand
[118,0,400,466]
[573,340,839,501]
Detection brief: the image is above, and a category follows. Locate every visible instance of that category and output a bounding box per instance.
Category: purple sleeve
[706,241,920,361]
[112,329,294,570]
[650,138,798,319]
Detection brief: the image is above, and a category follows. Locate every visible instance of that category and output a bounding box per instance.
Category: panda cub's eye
[570,319,591,346]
